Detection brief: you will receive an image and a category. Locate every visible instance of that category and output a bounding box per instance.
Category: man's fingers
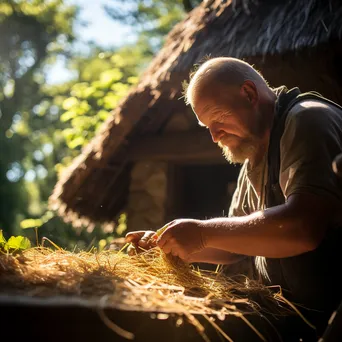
[163,243,188,261]
[125,231,147,243]
[138,231,157,248]
[157,229,172,249]
[161,240,173,254]
[127,243,150,256]
[171,247,179,257]
[127,244,139,256]
[178,250,188,261]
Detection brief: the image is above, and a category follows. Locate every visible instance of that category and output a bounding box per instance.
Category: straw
[0,246,298,340]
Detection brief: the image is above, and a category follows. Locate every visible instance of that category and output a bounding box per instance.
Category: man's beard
[218,140,256,164]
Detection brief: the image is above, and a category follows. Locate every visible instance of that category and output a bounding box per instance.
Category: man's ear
[240,80,258,107]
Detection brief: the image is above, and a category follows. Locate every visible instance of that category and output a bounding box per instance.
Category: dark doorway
[165,163,241,271]
[167,164,241,221]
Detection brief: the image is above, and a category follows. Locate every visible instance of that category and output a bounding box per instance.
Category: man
[126,57,342,340]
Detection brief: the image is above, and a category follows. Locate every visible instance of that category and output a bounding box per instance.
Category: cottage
[49,0,342,233]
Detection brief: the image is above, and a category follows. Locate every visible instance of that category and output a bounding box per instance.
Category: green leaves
[62,97,79,110]
[1,0,189,247]
[0,0,77,236]
[58,50,141,152]
[100,69,123,86]
[0,231,6,245]
[6,236,31,251]
[116,213,127,236]
[20,210,54,229]
[0,230,31,253]
[20,219,44,229]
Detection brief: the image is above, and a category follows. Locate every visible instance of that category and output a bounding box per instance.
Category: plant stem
[35,227,39,247]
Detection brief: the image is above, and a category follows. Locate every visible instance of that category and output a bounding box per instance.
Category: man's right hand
[125,230,157,256]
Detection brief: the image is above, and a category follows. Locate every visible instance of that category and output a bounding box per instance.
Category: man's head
[185,57,275,164]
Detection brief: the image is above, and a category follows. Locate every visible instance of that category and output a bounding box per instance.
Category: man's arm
[157,191,336,260]
[125,229,245,264]
[186,248,246,264]
[204,192,335,258]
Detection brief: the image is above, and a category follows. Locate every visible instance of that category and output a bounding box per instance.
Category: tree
[0,0,76,233]
[0,0,202,248]
[57,42,152,156]
[104,0,202,51]
[13,42,152,249]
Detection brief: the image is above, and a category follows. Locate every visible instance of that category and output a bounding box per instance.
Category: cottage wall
[126,161,168,232]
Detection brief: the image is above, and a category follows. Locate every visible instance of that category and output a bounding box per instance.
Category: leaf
[71,116,93,130]
[41,211,54,223]
[96,110,110,121]
[83,86,96,98]
[20,211,54,230]
[103,94,120,109]
[14,121,30,136]
[98,239,107,251]
[0,3,14,16]
[62,128,75,140]
[71,82,91,98]
[20,218,43,229]
[110,54,125,67]
[62,97,79,110]
[116,223,127,236]
[77,100,91,114]
[6,236,31,251]
[100,69,123,86]
[68,136,85,149]
[60,110,77,122]
[0,230,6,245]
[127,76,138,85]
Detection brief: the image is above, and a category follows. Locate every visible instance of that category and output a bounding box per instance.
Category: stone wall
[126,161,168,232]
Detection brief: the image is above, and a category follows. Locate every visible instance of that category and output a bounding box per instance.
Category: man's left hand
[156,219,208,261]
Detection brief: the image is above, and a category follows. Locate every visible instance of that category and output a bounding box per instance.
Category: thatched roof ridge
[49,0,342,229]
[140,0,342,89]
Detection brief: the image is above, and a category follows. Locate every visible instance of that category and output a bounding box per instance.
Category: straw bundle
[0,246,297,341]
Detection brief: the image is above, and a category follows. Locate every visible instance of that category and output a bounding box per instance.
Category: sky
[46,0,136,84]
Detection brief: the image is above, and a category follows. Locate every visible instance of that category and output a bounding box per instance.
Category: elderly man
[126,58,342,340]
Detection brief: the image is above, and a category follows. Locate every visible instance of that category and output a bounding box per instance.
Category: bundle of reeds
[0,245,306,341]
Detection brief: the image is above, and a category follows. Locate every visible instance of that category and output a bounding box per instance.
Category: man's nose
[209,126,223,143]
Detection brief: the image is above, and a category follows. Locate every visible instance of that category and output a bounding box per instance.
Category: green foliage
[0,230,31,253]
[0,231,5,245]
[0,0,77,234]
[116,213,127,236]
[20,210,54,229]
[59,65,135,150]
[0,0,198,248]
[6,236,31,251]
[51,44,151,176]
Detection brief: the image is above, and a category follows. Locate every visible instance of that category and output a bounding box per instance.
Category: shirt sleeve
[279,101,342,204]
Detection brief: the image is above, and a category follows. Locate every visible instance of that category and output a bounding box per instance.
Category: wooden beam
[127,130,227,164]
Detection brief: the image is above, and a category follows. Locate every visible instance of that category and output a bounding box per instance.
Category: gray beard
[218,141,256,164]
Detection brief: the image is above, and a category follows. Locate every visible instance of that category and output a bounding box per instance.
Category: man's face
[193,86,261,164]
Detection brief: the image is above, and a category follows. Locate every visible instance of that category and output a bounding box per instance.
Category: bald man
[126,58,342,340]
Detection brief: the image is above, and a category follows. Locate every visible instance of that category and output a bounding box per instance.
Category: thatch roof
[49,0,342,229]
[0,247,295,341]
